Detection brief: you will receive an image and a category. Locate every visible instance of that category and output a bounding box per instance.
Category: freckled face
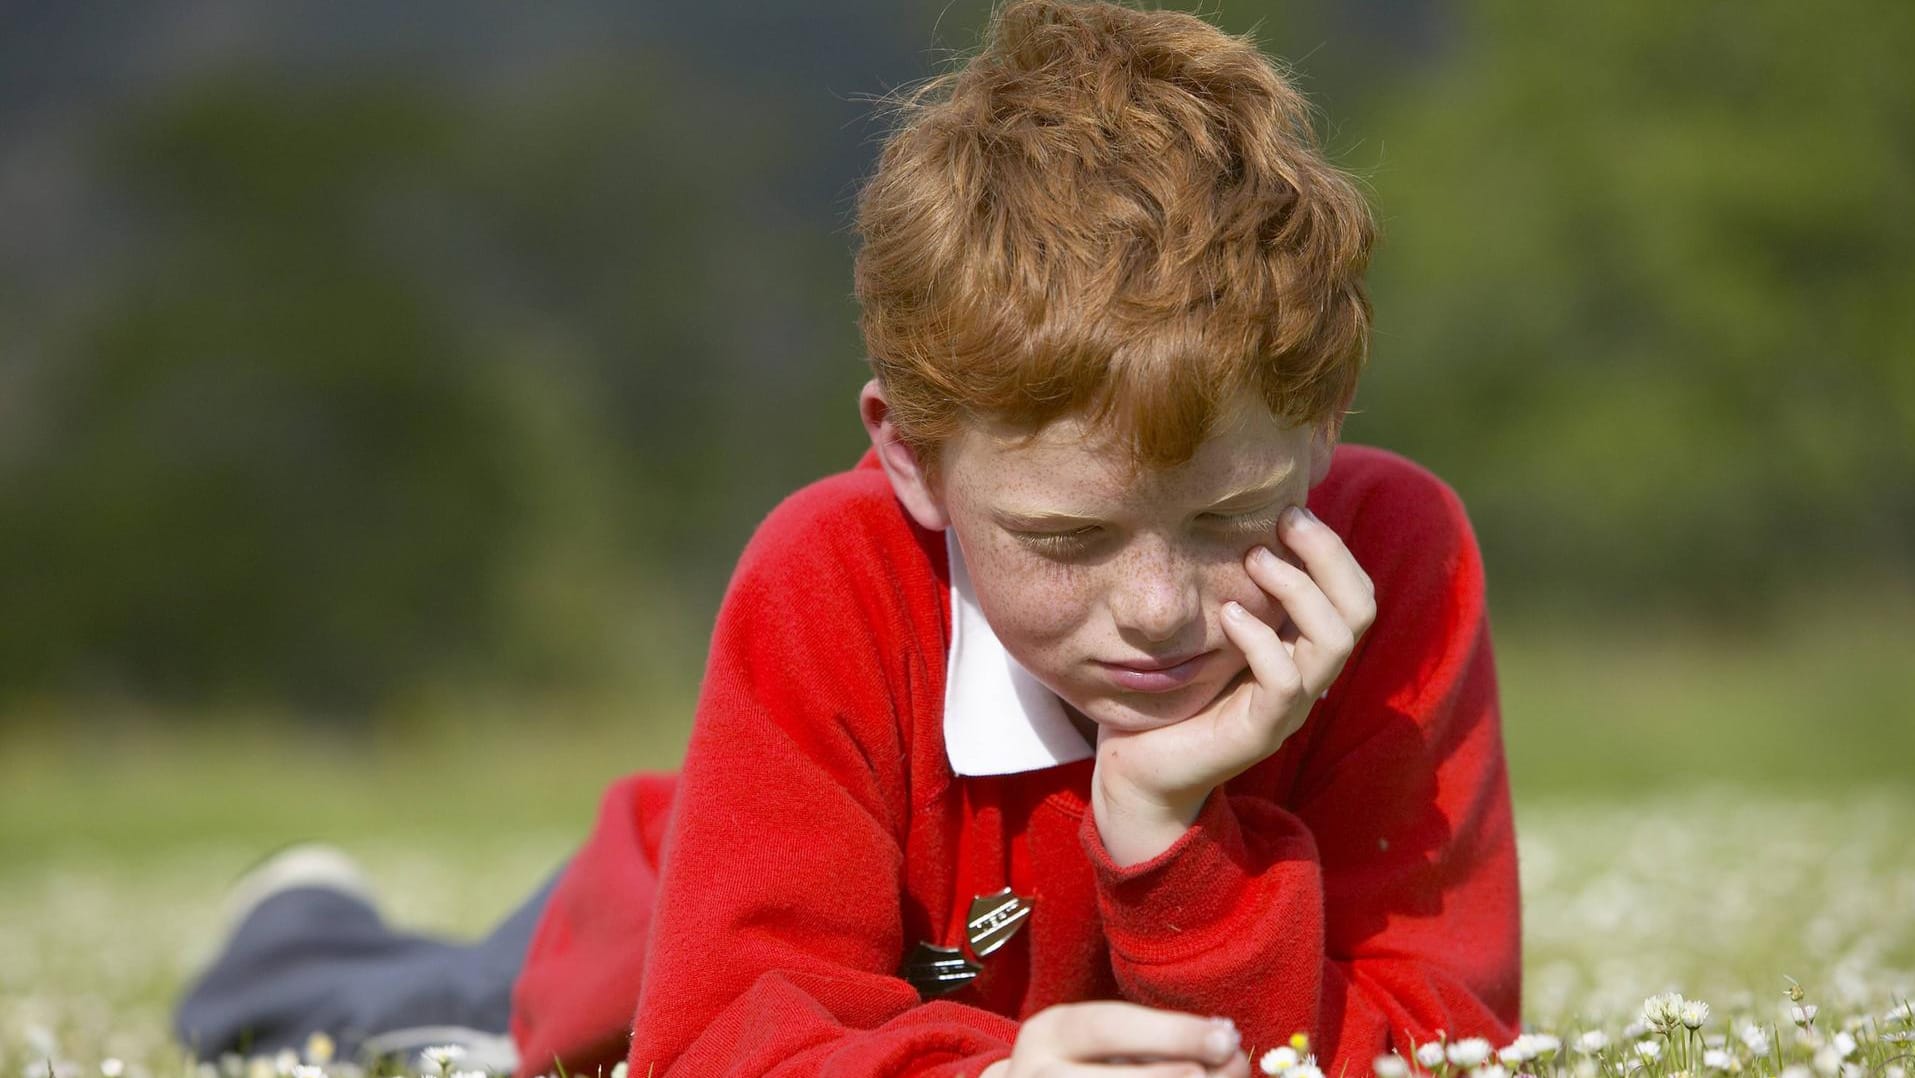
[933,392,1327,736]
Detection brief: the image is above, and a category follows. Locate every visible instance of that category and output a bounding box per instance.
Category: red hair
[853,0,1376,479]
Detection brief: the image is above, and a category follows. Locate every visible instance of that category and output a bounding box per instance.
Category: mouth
[1095,650,1214,693]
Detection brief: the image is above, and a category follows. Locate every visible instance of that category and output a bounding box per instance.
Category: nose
[1106,534,1202,644]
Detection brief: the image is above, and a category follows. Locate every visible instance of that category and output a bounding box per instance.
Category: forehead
[946,400,1308,509]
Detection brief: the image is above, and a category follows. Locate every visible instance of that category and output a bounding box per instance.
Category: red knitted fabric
[509,444,1521,1078]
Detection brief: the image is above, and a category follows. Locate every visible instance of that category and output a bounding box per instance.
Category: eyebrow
[995,465,1294,528]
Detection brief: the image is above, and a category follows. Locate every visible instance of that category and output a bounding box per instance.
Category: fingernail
[1205,1018,1240,1061]
[1302,505,1322,525]
[1281,505,1308,530]
[1251,545,1279,569]
[1223,600,1248,621]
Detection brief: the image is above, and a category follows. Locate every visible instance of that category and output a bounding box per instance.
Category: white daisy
[1740,1024,1771,1056]
[1447,1038,1493,1068]
[1682,1001,1711,1031]
[421,1047,467,1075]
[1416,1043,1447,1069]
[1643,993,1687,1035]
[1576,1031,1610,1054]
[100,1062,124,1078]
[1291,1066,1324,1078]
[1792,1005,1819,1029]
[1703,1050,1733,1070]
[1523,1034,1563,1058]
[1472,1065,1508,1078]
[1261,1046,1299,1075]
[1634,1040,1662,1062]
[1373,1055,1410,1078]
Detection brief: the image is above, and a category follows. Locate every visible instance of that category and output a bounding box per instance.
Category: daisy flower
[1447,1038,1492,1068]
[1643,993,1687,1035]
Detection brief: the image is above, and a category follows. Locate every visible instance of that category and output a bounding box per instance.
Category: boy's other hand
[1091,504,1375,866]
[980,1001,1251,1078]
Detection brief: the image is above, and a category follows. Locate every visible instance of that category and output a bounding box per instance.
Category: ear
[1306,416,1339,489]
[859,378,952,532]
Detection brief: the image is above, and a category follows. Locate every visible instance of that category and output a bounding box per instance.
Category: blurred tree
[1352,0,1915,621]
[0,77,640,716]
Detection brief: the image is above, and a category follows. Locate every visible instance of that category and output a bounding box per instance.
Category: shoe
[220,842,377,937]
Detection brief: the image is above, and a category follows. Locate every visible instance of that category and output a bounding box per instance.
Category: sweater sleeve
[1076,465,1522,1075]
[624,489,1018,1078]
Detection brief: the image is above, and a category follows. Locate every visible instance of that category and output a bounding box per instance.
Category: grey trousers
[173,862,565,1067]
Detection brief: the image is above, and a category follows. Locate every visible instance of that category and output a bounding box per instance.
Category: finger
[1222,598,1305,712]
[1244,545,1349,691]
[1276,505,1377,638]
[1039,1003,1241,1068]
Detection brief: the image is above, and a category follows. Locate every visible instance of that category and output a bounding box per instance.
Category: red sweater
[509,443,1521,1078]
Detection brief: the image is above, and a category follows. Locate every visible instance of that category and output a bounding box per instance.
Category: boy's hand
[979,1002,1250,1078]
[1091,505,1375,866]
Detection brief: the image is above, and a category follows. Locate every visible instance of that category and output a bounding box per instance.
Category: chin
[1075,681,1224,732]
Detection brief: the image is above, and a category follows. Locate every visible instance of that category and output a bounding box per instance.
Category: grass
[2,588,1910,1075]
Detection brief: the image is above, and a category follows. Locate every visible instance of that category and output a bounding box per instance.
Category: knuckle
[1325,624,1356,655]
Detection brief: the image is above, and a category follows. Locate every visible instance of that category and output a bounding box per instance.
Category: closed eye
[1216,507,1283,534]
[1013,506,1286,556]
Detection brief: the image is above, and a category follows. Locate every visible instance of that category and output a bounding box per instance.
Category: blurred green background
[2,0,1911,862]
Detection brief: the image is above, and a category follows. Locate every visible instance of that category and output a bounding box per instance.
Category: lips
[1106,651,1207,672]
[1096,650,1214,693]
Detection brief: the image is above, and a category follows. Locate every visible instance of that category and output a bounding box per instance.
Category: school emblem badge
[901,887,1033,999]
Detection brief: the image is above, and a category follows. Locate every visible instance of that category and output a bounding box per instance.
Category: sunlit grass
[3,594,1910,1077]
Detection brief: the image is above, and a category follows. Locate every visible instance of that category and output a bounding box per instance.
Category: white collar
[942,529,1096,777]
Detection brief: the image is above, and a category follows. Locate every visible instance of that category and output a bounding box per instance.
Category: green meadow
[4,587,1911,1076]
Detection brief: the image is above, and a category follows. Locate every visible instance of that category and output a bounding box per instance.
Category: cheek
[968,544,1094,646]
[1201,550,1286,628]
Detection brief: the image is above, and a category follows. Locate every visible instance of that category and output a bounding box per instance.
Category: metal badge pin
[900,889,1034,999]
[965,887,1032,957]
[900,941,981,998]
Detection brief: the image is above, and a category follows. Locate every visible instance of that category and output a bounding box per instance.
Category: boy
[177,1,1520,1075]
